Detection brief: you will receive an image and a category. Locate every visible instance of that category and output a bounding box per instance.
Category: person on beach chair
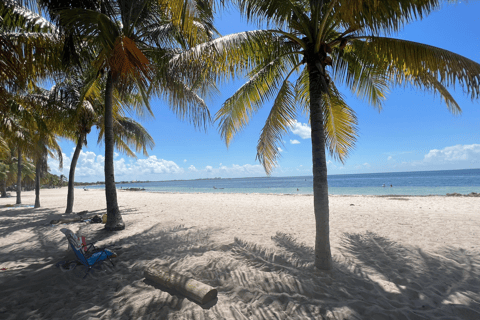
[60,228,116,278]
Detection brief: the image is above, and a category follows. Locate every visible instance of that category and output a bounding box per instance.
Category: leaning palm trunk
[16,149,21,204]
[309,64,332,270]
[34,160,41,208]
[104,72,125,231]
[65,136,83,213]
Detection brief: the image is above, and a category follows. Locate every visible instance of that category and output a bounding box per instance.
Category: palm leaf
[216,52,300,146]
[150,72,211,130]
[331,44,389,111]
[322,84,358,163]
[170,30,284,85]
[353,37,480,100]
[256,79,297,174]
[333,0,444,35]
[294,67,310,116]
[1,1,56,33]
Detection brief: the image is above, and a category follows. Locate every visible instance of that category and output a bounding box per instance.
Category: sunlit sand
[1,188,479,319]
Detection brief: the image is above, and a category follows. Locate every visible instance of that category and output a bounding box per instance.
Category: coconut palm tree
[0,0,62,106]
[0,155,13,197]
[50,71,155,213]
[174,0,480,270]
[31,132,62,208]
[44,0,217,230]
[0,98,36,204]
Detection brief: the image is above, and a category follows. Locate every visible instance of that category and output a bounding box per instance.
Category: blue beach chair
[60,228,116,278]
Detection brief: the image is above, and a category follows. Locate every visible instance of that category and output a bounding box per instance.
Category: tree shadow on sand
[0,206,60,238]
[2,215,480,320]
[0,222,223,320]
[211,231,480,319]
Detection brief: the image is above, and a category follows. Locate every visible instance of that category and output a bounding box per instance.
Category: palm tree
[0,0,62,106]
[31,127,63,208]
[0,99,36,204]
[46,0,216,230]
[49,75,154,213]
[0,154,13,198]
[175,0,480,270]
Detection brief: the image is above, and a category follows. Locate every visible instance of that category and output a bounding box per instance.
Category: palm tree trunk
[34,160,41,208]
[104,71,125,231]
[16,149,22,205]
[1,179,7,198]
[65,136,83,213]
[309,63,332,270]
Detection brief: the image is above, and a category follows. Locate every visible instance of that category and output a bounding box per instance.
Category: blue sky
[49,2,480,182]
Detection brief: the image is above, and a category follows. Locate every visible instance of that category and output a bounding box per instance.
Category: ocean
[81,168,480,196]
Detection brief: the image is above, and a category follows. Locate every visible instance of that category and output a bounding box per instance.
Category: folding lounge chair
[60,228,116,278]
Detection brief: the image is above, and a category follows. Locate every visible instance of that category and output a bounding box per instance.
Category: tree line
[1,0,479,270]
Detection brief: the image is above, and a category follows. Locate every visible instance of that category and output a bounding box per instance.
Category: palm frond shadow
[1,223,221,319]
[223,231,480,319]
[0,206,60,238]
[3,216,480,319]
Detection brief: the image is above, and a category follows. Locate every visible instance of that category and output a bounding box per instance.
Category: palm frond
[415,71,461,114]
[322,84,358,163]
[294,67,310,116]
[353,37,480,100]
[256,79,297,174]
[115,117,155,156]
[331,44,389,111]
[333,0,443,35]
[216,53,300,146]
[170,30,285,85]
[152,73,211,130]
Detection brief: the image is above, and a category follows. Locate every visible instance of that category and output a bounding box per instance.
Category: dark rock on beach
[446,192,480,197]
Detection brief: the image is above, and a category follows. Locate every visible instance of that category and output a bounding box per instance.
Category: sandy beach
[1,188,479,319]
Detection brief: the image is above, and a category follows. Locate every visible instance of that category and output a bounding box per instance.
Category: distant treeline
[73,180,152,186]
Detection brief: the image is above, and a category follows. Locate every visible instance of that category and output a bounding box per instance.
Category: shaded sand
[1,189,479,319]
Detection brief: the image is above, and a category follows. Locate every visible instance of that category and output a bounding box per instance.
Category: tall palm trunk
[309,62,332,270]
[34,160,41,208]
[16,149,21,204]
[104,71,125,231]
[65,136,83,213]
[1,180,7,198]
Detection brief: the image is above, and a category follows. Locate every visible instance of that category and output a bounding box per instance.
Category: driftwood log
[50,217,83,224]
[50,211,92,224]
[144,265,217,304]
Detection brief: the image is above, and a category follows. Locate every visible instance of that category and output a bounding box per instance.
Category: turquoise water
[81,169,480,196]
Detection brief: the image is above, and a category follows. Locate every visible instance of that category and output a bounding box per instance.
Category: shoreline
[72,187,480,198]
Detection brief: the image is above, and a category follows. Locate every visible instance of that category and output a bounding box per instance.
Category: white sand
[1,188,479,319]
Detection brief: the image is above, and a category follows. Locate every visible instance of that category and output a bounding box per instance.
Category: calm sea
[81,169,480,196]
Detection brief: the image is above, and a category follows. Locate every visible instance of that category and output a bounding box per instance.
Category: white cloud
[423,144,480,163]
[184,159,187,163]
[188,165,198,172]
[217,164,265,176]
[290,120,311,139]
[290,139,300,145]
[129,156,183,175]
[387,156,393,161]
[278,147,284,152]
[205,166,213,172]
[48,149,184,182]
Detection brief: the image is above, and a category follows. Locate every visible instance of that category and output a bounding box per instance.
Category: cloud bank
[49,149,268,182]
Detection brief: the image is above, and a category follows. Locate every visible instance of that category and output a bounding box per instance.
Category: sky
[48,1,480,182]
